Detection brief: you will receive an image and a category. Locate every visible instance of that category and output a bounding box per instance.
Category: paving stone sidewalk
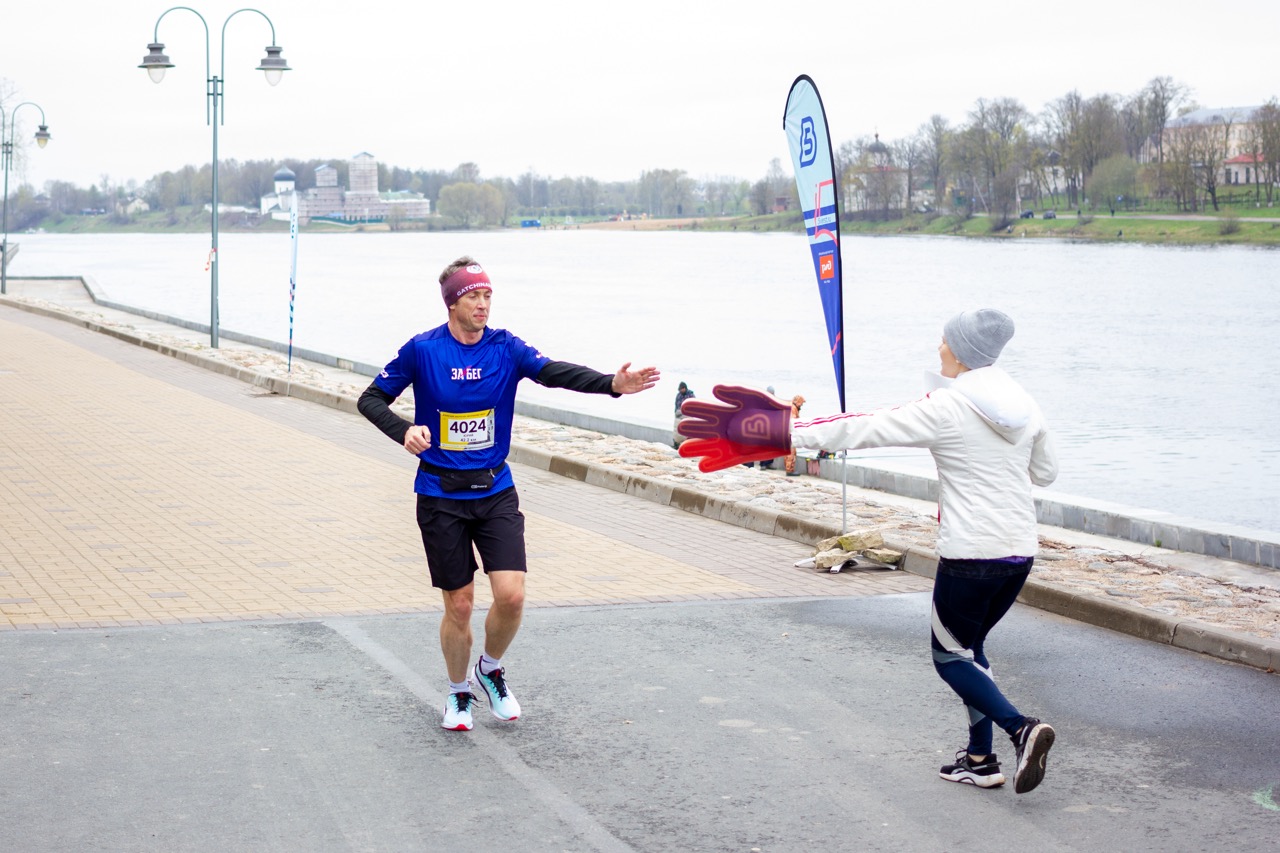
[0,306,930,633]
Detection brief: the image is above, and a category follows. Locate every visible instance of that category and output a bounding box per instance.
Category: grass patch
[832,211,1280,246]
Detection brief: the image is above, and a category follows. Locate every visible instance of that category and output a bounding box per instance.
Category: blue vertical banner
[287,192,299,373]
[783,75,846,412]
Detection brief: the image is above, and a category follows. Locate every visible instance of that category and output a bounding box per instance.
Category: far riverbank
[21,206,1280,247]
[678,209,1280,247]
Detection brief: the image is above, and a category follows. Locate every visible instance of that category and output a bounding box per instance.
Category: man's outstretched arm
[536,360,659,396]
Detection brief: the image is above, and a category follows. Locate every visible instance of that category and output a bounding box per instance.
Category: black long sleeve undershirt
[357,383,412,446]
[356,360,617,445]
[533,360,619,396]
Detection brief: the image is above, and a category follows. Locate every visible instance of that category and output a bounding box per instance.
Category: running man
[358,256,659,731]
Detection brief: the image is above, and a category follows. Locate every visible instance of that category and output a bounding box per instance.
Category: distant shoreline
[19,209,1280,247]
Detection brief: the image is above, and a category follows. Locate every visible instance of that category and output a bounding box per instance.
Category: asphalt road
[3,594,1276,852]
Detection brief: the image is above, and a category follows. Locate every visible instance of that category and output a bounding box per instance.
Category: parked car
[1019,210,1034,219]
[1043,210,1057,219]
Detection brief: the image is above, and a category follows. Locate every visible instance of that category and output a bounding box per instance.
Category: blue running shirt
[374,324,551,498]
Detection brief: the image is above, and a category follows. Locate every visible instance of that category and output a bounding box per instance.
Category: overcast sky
[3,0,1274,192]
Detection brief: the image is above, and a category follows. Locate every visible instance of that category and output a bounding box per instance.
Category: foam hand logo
[800,117,816,167]
[737,412,774,441]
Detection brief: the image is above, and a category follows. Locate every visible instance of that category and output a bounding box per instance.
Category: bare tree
[1144,76,1190,198]
[452,162,481,184]
[836,140,860,212]
[920,115,949,210]
[1254,99,1280,205]
[574,176,601,215]
[965,97,1029,221]
[480,183,505,225]
[1045,90,1085,207]
[765,157,792,210]
[549,177,576,209]
[1077,94,1125,202]
[749,178,770,216]
[637,169,693,217]
[893,135,923,211]
[1145,76,1189,166]
[1242,119,1266,204]
[1119,92,1150,160]
[1192,117,1233,211]
[1163,128,1199,211]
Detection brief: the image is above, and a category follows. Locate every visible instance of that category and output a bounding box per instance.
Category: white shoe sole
[940,770,1006,788]
[1014,724,1055,793]
[442,694,475,731]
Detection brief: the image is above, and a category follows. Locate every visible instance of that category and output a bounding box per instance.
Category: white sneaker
[441,690,476,731]
[473,661,521,721]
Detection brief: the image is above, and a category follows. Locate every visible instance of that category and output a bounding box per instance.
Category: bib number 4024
[439,409,496,451]
[449,418,488,438]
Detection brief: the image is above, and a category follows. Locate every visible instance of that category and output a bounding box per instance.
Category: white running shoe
[441,690,476,731]
[472,660,521,721]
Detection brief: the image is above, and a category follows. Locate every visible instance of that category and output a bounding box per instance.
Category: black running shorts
[415,487,527,591]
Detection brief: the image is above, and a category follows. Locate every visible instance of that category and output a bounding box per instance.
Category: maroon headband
[441,264,493,306]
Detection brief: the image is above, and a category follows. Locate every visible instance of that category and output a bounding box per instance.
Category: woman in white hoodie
[678,309,1060,794]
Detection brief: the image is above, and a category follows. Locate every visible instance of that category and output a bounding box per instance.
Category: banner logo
[800,117,816,167]
[819,251,835,280]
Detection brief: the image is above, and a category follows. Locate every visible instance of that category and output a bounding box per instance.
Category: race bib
[439,409,496,451]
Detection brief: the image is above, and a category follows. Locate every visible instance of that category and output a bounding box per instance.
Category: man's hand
[677,385,792,472]
[611,362,660,395]
[404,425,431,455]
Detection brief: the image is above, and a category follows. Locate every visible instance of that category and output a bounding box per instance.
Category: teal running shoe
[473,661,521,721]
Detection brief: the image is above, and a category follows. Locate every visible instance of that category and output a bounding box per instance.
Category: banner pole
[287,192,298,373]
[784,75,850,531]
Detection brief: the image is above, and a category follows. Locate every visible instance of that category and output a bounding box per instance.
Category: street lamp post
[1,102,52,296]
[140,7,290,348]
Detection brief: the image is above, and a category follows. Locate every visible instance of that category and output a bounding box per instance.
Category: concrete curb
[507,444,1279,674]
[7,297,1276,674]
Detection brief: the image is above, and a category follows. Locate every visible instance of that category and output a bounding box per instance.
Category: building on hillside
[1223,152,1267,187]
[305,164,347,218]
[259,166,299,219]
[117,197,151,216]
[1142,105,1273,190]
[260,153,431,224]
[1158,106,1260,159]
[846,134,917,216]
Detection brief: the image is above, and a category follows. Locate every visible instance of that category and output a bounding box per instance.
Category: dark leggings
[930,558,1032,756]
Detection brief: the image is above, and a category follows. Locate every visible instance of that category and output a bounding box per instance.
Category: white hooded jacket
[791,367,1058,559]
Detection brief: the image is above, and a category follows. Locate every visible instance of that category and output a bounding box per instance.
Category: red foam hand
[676,385,792,473]
[678,437,788,473]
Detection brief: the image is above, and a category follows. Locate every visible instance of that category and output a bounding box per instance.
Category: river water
[11,230,1279,534]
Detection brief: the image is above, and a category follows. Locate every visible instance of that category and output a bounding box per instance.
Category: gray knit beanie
[943,309,1014,369]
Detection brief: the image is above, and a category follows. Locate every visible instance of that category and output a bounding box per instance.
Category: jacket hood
[928,367,1033,443]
